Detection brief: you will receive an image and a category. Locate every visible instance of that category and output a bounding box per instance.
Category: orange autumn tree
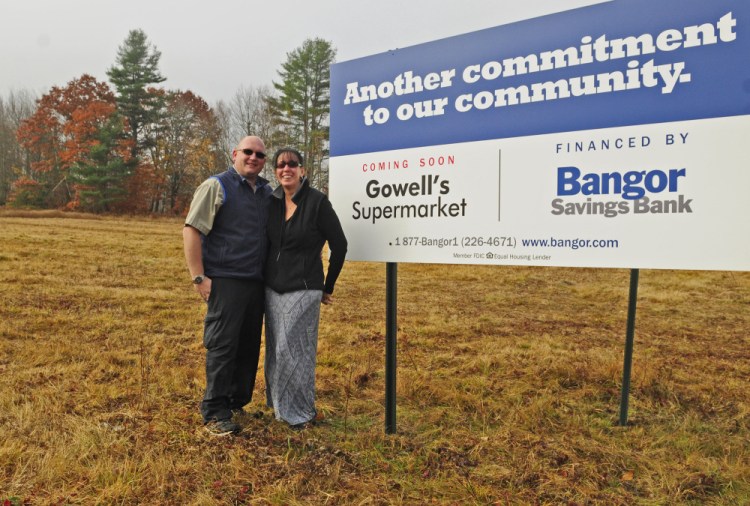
[14,74,133,210]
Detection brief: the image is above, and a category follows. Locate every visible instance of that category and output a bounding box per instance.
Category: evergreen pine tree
[72,114,133,213]
[268,38,336,190]
[106,29,166,161]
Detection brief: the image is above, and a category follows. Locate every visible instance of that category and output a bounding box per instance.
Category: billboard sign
[329,0,750,270]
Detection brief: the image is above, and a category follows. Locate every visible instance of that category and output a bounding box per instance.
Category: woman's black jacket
[265,178,348,295]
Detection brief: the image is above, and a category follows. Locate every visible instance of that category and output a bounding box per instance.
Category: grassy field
[0,211,748,505]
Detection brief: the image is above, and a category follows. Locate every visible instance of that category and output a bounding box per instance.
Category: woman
[264,148,348,428]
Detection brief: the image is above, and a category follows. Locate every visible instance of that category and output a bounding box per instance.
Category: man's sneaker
[204,419,240,436]
[231,407,246,418]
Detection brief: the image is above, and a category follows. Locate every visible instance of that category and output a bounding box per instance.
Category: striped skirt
[264,288,322,425]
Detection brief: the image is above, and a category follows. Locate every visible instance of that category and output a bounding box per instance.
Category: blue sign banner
[330,0,750,157]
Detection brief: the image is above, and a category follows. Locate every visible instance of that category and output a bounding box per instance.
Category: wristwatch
[192,274,205,284]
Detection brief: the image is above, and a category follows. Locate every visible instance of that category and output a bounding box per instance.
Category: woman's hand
[321,292,333,305]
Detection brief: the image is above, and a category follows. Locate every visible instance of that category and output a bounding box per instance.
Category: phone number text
[391,236,517,248]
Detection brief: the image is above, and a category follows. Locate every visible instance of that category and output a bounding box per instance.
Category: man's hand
[183,225,211,302]
[195,276,212,302]
[321,292,333,305]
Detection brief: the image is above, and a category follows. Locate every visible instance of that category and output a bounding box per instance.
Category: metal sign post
[619,268,640,426]
[385,262,398,434]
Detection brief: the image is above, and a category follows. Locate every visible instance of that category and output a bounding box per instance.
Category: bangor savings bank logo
[550,166,693,218]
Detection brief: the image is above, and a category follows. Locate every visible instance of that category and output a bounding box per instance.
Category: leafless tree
[214,84,279,182]
[0,89,37,204]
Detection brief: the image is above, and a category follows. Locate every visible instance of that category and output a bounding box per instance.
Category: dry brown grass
[0,212,748,505]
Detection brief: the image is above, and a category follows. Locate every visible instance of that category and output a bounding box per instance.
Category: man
[183,135,272,436]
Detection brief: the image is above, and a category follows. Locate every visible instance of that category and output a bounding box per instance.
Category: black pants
[200,278,264,423]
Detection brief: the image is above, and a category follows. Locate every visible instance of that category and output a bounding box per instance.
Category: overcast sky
[2,0,607,105]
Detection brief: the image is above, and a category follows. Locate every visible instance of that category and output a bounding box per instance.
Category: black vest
[202,168,271,280]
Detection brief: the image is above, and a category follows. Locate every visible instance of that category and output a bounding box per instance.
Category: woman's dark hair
[272,148,304,167]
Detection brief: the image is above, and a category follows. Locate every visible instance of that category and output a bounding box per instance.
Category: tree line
[0,30,335,214]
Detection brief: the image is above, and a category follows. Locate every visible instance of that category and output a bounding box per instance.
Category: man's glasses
[237,148,266,159]
[276,160,300,169]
